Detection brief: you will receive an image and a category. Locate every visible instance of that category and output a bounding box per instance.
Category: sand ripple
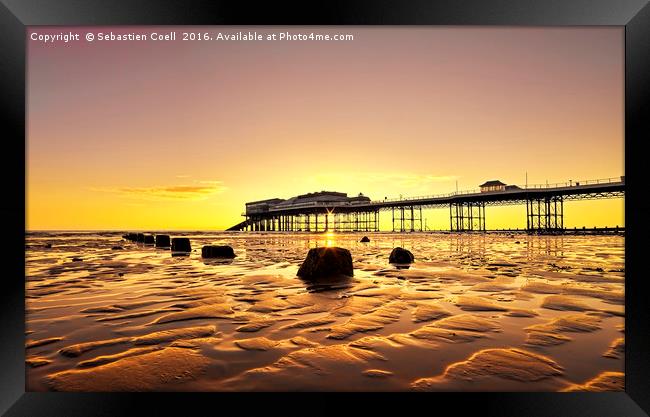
[562,371,624,392]
[150,304,233,324]
[47,347,211,391]
[327,301,408,340]
[603,337,624,359]
[412,348,564,390]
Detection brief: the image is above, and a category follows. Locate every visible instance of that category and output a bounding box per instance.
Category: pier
[227,176,625,234]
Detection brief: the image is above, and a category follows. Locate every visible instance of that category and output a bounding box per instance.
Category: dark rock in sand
[155,234,171,248]
[72,257,83,262]
[136,233,145,243]
[45,243,52,248]
[297,247,353,280]
[111,246,123,250]
[202,245,236,258]
[389,247,414,264]
[171,238,191,253]
[360,236,370,243]
[143,235,155,245]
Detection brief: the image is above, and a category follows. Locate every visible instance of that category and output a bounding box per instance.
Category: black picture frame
[2,0,648,415]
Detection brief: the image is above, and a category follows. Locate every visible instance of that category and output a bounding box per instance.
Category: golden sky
[27,27,624,230]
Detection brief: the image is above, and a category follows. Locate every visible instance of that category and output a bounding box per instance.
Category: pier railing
[520,176,623,189]
[369,176,624,204]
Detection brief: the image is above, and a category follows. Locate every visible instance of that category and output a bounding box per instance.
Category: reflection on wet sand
[26,231,624,391]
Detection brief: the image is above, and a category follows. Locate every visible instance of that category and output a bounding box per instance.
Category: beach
[25,231,624,391]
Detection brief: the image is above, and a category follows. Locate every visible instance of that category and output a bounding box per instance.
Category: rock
[155,234,171,248]
[297,247,354,279]
[389,247,414,264]
[111,246,123,250]
[44,243,52,248]
[171,238,191,253]
[72,257,83,262]
[143,235,155,245]
[136,233,145,243]
[202,245,236,258]
[360,236,370,243]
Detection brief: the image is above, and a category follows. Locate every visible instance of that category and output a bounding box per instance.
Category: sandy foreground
[25,231,624,392]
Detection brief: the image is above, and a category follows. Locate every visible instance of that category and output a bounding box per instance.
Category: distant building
[245,198,285,215]
[505,185,521,191]
[348,193,371,204]
[479,180,507,193]
[245,191,371,215]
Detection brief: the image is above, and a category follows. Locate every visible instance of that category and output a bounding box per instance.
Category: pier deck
[228,177,624,234]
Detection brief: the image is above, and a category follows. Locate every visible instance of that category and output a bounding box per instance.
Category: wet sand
[25,232,624,391]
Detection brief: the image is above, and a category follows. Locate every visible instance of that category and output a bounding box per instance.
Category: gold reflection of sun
[325,231,336,247]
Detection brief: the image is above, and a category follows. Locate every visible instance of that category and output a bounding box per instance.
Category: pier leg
[375,210,379,232]
[481,202,487,232]
[450,203,463,232]
[449,204,453,232]
[526,196,564,234]
[410,206,415,232]
[450,202,485,233]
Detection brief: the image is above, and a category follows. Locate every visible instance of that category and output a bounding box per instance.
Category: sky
[27,26,624,230]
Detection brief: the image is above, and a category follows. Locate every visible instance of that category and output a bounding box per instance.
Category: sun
[324,230,336,247]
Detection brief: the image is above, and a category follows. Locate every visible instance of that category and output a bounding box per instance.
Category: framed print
[1,0,649,415]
